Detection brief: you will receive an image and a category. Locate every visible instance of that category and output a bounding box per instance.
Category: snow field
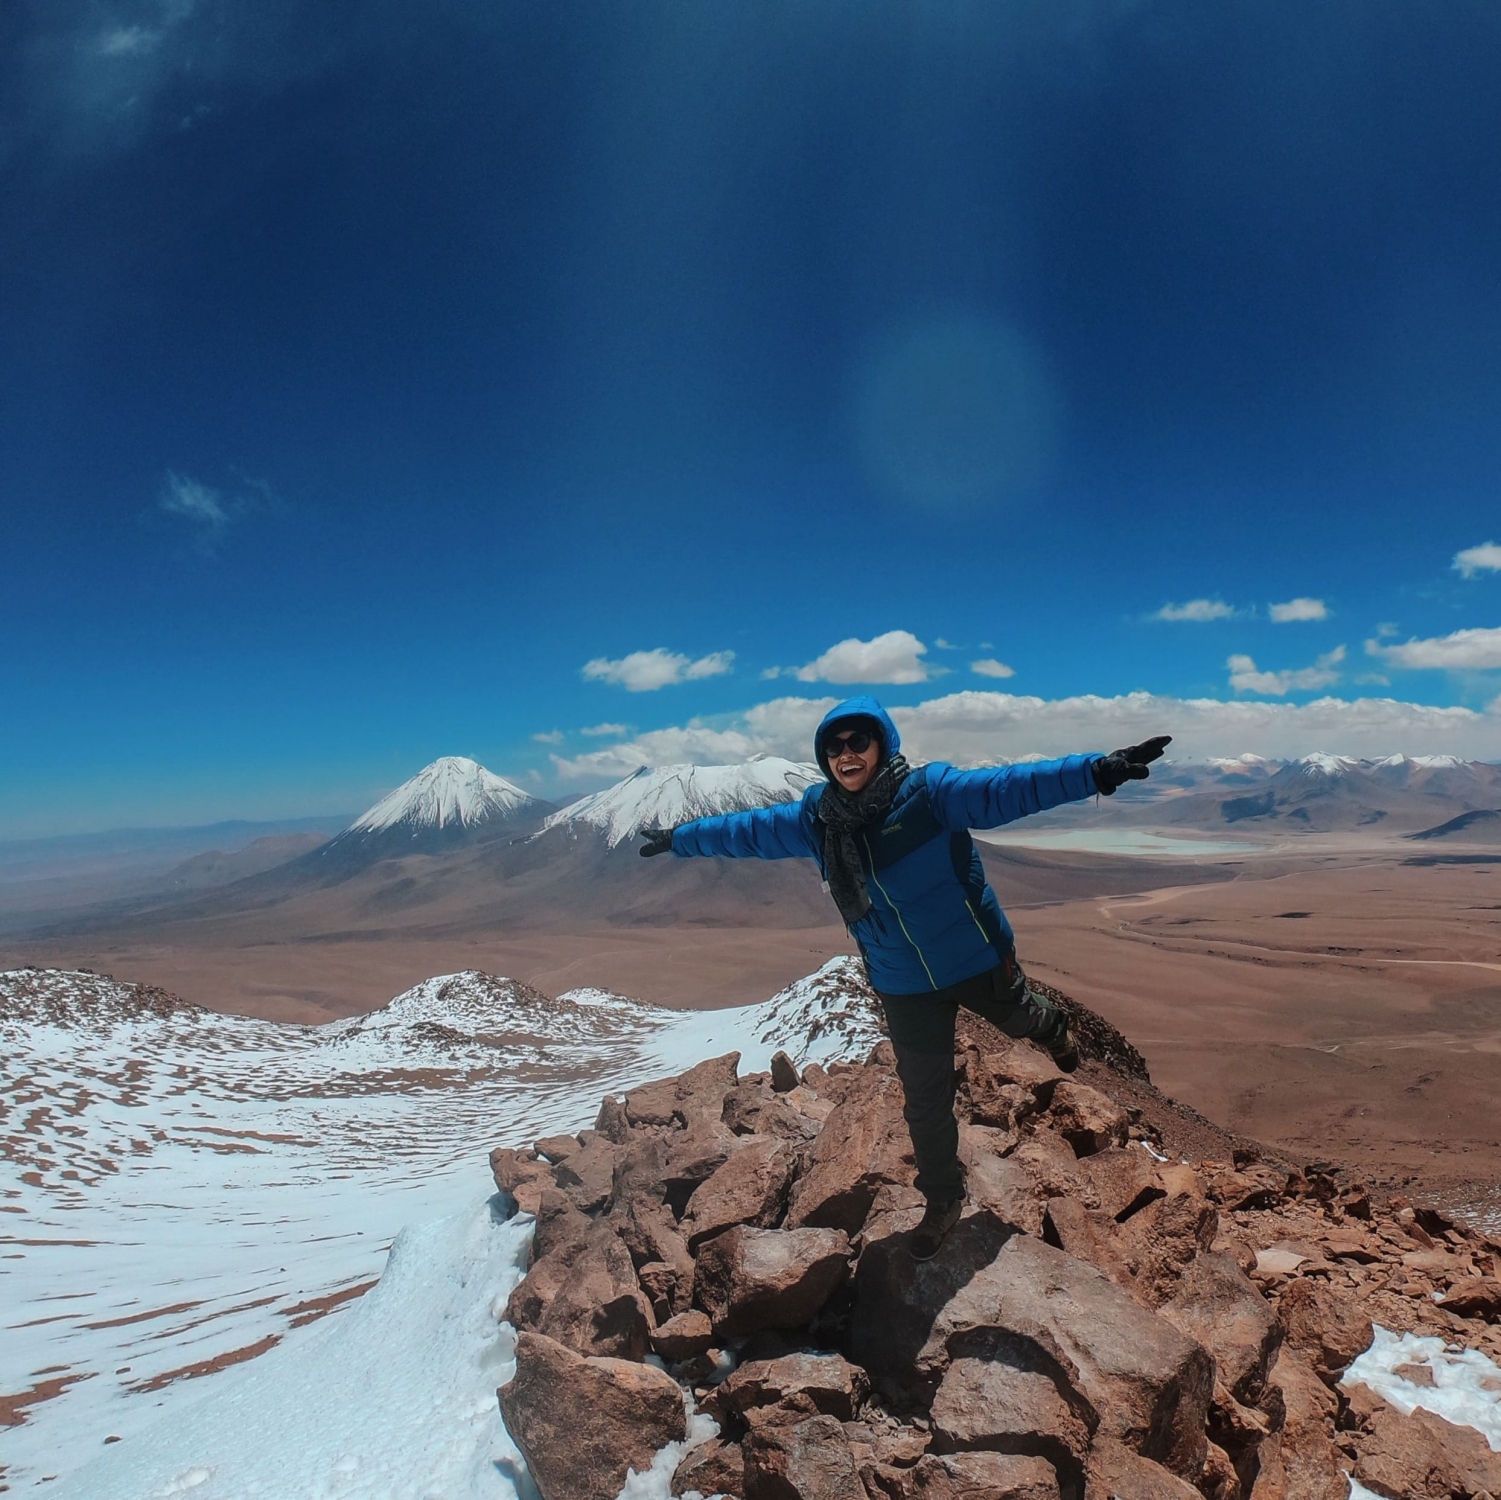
[2,958,875,1489]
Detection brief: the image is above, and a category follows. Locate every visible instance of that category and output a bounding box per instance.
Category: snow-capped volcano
[314,757,551,865]
[345,756,537,835]
[537,756,822,848]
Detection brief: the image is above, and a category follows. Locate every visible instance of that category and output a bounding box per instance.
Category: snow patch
[537,757,821,848]
[1343,1324,1501,1451]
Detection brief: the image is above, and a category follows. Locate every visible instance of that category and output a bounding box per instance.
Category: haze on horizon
[4,0,1501,840]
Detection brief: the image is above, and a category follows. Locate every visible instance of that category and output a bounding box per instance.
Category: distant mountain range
[7,750,1498,944]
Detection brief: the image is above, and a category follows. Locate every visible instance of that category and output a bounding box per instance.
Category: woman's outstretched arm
[662,800,817,860]
[924,755,1103,830]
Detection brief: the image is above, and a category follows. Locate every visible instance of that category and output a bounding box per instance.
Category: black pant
[877,954,1065,1203]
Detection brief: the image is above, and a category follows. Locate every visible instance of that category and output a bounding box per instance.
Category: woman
[639,695,1169,1258]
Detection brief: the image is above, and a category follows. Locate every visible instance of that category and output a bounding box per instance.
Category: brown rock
[975,1041,1065,1101]
[1438,1277,1501,1320]
[534,1133,579,1163]
[851,1221,1213,1481]
[1083,1439,1201,1499]
[594,1093,632,1144]
[724,1351,871,1424]
[1247,1348,1346,1500]
[491,1145,553,1206]
[785,1070,916,1235]
[961,1140,1044,1237]
[1078,1146,1167,1222]
[882,1451,1061,1499]
[673,1436,746,1499]
[1160,1252,1280,1401]
[625,1052,742,1128]
[610,1191,695,1307]
[695,1225,852,1339]
[504,1215,652,1360]
[1042,1197,1138,1295]
[663,1121,744,1217]
[649,1308,714,1361]
[1277,1277,1373,1385]
[682,1136,799,1249]
[1113,1184,1219,1307]
[1197,1440,1240,1500]
[772,1050,801,1092]
[637,1260,678,1323]
[1047,1080,1130,1157]
[723,1081,822,1142]
[963,1046,1049,1127]
[742,1413,870,1500]
[498,1330,687,1500]
[552,1134,618,1215]
[1206,1167,1285,1213]
[929,1348,1093,1470]
[1352,1394,1501,1498]
[1010,1131,1090,1206]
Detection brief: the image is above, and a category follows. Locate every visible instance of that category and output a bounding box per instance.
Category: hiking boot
[910,1197,964,1261]
[1048,1021,1081,1074]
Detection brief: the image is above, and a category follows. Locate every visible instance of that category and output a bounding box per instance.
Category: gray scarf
[816,755,911,925]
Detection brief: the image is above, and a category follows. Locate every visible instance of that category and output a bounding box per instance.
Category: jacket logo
[882,821,903,834]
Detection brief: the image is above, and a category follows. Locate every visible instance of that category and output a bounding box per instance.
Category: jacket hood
[814,696,902,780]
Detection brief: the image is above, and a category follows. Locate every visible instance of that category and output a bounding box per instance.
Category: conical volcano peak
[345,756,538,836]
[539,758,821,848]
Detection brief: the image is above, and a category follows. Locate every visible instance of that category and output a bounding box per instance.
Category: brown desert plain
[5,824,1499,1222]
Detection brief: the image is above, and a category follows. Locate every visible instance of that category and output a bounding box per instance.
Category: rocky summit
[492,991,1501,1500]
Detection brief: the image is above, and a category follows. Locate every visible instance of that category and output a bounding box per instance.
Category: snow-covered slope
[1,956,879,1489]
[343,756,537,836]
[537,756,822,848]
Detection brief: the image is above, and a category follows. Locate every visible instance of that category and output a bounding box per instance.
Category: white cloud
[934,638,961,650]
[1269,597,1329,623]
[580,722,629,738]
[1227,646,1346,696]
[794,630,934,684]
[582,648,735,692]
[1153,599,1237,623]
[1454,543,1501,579]
[1366,627,1501,672]
[550,687,1501,783]
[159,471,229,533]
[971,658,1015,679]
[531,730,564,745]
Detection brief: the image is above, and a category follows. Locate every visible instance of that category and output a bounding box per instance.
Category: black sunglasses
[825,729,875,756]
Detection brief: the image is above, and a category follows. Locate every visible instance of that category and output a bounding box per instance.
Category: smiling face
[824,723,883,794]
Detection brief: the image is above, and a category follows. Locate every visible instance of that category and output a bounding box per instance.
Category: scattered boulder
[504,1211,652,1360]
[1276,1276,1373,1385]
[878,1450,1061,1499]
[930,1348,1093,1473]
[723,1351,871,1424]
[785,1071,915,1234]
[1083,1438,1202,1500]
[853,1221,1213,1481]
[673,1436,746,1499]
[1047,1080,1130,1158]
[681,1135,798,1249]
[533,1133,579,1163]
[771,1050,800,1092]
[552,1133,617,1214]
[1349,1389,1501,1498]
[1078,1146,1166,1222]
[625,1051,741,1128]
[1160,1251,1281,1402]
[742,1412,870,1500]
[1247,1348,1348,1500]
[498,1330,686,1500]
[648,1308,713,1362]
[695,1225,852,1339]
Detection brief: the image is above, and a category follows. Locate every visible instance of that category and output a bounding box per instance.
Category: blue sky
[4,0,1501,837]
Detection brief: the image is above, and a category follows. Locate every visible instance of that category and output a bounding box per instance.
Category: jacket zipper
[863,833,938,990]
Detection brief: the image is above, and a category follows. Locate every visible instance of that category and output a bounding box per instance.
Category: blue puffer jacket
[669,696,1101,995]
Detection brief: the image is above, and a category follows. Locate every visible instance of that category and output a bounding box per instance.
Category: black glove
[1093,735,1172,795]
[638,827,676,858]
